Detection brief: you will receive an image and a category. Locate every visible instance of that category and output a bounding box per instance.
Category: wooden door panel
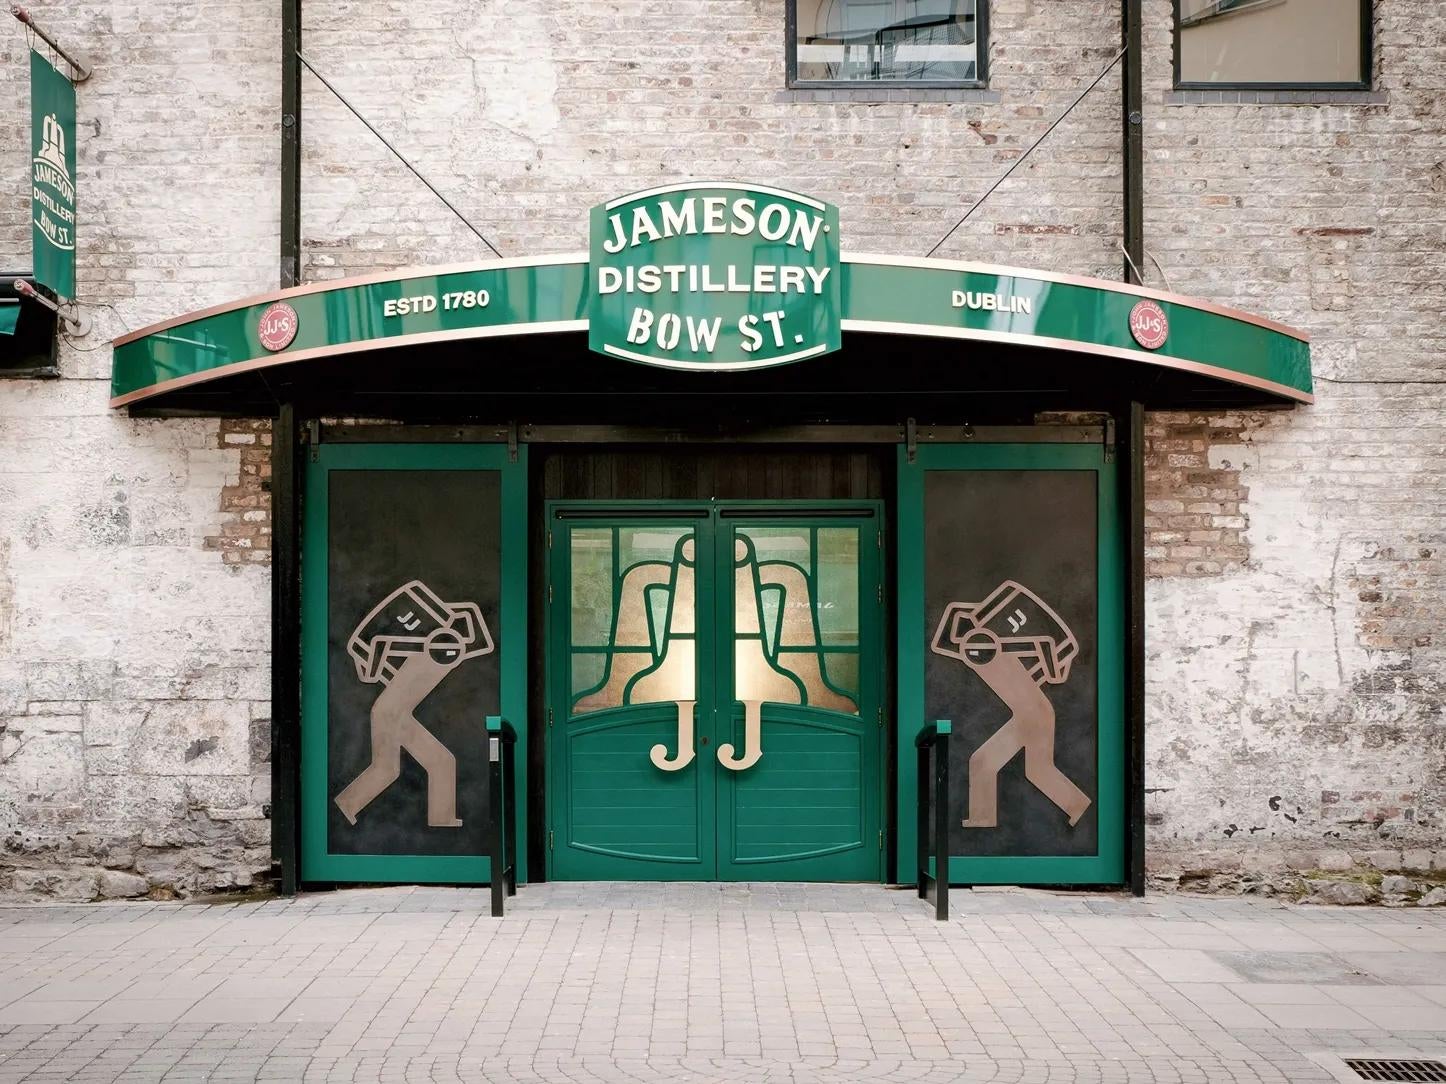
[550,516,713,880]
[562,708,709,871]
[715,516,883,882]
[725,712,868,866]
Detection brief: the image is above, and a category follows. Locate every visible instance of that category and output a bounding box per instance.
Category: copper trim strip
[112,253,590,347]
[600,341,829,371]
[113,316,1309,409]
[109,320,589,408]
[842,253,1311,342]
[840,319,1313,404]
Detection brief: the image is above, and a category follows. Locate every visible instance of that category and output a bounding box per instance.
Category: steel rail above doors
[316,423,1106,446]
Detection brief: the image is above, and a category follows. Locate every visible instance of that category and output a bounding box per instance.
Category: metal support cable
[1118,241,1145,285]
[1144,247,1173,293]
[927,46,1126,258]
[297,52,503,259]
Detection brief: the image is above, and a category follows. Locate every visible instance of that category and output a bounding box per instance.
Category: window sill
[1164,88,1386,106]
[778,87,1000,104]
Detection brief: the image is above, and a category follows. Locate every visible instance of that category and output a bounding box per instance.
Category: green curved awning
[111,252,1310,408]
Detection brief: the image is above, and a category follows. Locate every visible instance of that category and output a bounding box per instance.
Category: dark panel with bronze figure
[923,470,1100,860]
[325,470,502,860]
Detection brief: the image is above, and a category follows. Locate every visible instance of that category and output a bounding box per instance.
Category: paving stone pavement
[2,883,1445,1082]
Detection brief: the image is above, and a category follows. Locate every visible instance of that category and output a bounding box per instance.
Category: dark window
[0,276,59,379]
[1175,0,1371,88]
[788,0,987,88]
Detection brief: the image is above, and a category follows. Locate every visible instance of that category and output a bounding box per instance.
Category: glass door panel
[549,505,882,883]
[717,518,881,881]
[552,518,715,879]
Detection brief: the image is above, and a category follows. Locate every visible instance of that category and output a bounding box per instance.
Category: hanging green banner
[30,49,77,300]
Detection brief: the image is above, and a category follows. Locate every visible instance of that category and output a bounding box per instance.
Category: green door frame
[714,507,884,882]
[545,504,717,881]
[545,499,886,882]
[300,442,529,885]
[895,443,1125,886]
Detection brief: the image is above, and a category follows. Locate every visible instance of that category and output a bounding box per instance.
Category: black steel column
[275,0,304,893]
[1122,0,1144,284]
[281,0,302,288]
[1124,402,1146,895]
[270,403,303,894]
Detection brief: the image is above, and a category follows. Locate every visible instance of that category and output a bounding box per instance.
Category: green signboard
[588,183,842,370]
[110,183,1313,408]
[30,49,77,300]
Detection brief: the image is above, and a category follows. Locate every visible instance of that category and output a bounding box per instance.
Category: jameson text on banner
[30,49,77,300]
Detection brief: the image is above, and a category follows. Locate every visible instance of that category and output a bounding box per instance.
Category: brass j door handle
[650,700,696,772]
[717,700,763,771]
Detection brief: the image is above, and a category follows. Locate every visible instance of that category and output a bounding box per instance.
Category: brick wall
[298,0,1125,278]
[207,419,273,566]
[1140,0,1446,885]
[0,0,1441,897]
[0,3,278,898]
[1144,413,1252,578]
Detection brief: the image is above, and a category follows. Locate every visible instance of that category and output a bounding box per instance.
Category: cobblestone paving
[2,884,1445,1082]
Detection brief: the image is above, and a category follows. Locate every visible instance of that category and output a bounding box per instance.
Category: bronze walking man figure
[335,580,494,828]
[931,581,1091,829]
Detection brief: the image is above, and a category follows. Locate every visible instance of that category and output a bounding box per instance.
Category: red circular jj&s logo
[258,302,299,352]
[1128,299,1168,351]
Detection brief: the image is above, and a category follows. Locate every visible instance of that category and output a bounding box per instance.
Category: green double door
[548,503,883,881]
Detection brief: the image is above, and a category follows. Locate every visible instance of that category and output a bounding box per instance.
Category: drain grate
[1345,1059,1446,1082]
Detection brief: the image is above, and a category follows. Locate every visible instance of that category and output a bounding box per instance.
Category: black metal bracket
[915,720,951,920]
[486,715,519,917]
[507,421,519,463]
[1122,0,1144,283]
[1104,416,1117,463]
[281,0,302,287]
[270,403,303,896]
[905,417,918,463]
[9,7,92,82]
[1124,402,1146,895]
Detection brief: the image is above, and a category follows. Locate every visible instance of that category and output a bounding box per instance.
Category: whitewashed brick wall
[0,0,1440,896]
[298,0,1124,277]
[0,3,278,897]
[1139,0,1446,886]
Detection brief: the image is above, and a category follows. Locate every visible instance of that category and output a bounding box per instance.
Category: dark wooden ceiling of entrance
[127,330,1294,419]
[542,448,884,502]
